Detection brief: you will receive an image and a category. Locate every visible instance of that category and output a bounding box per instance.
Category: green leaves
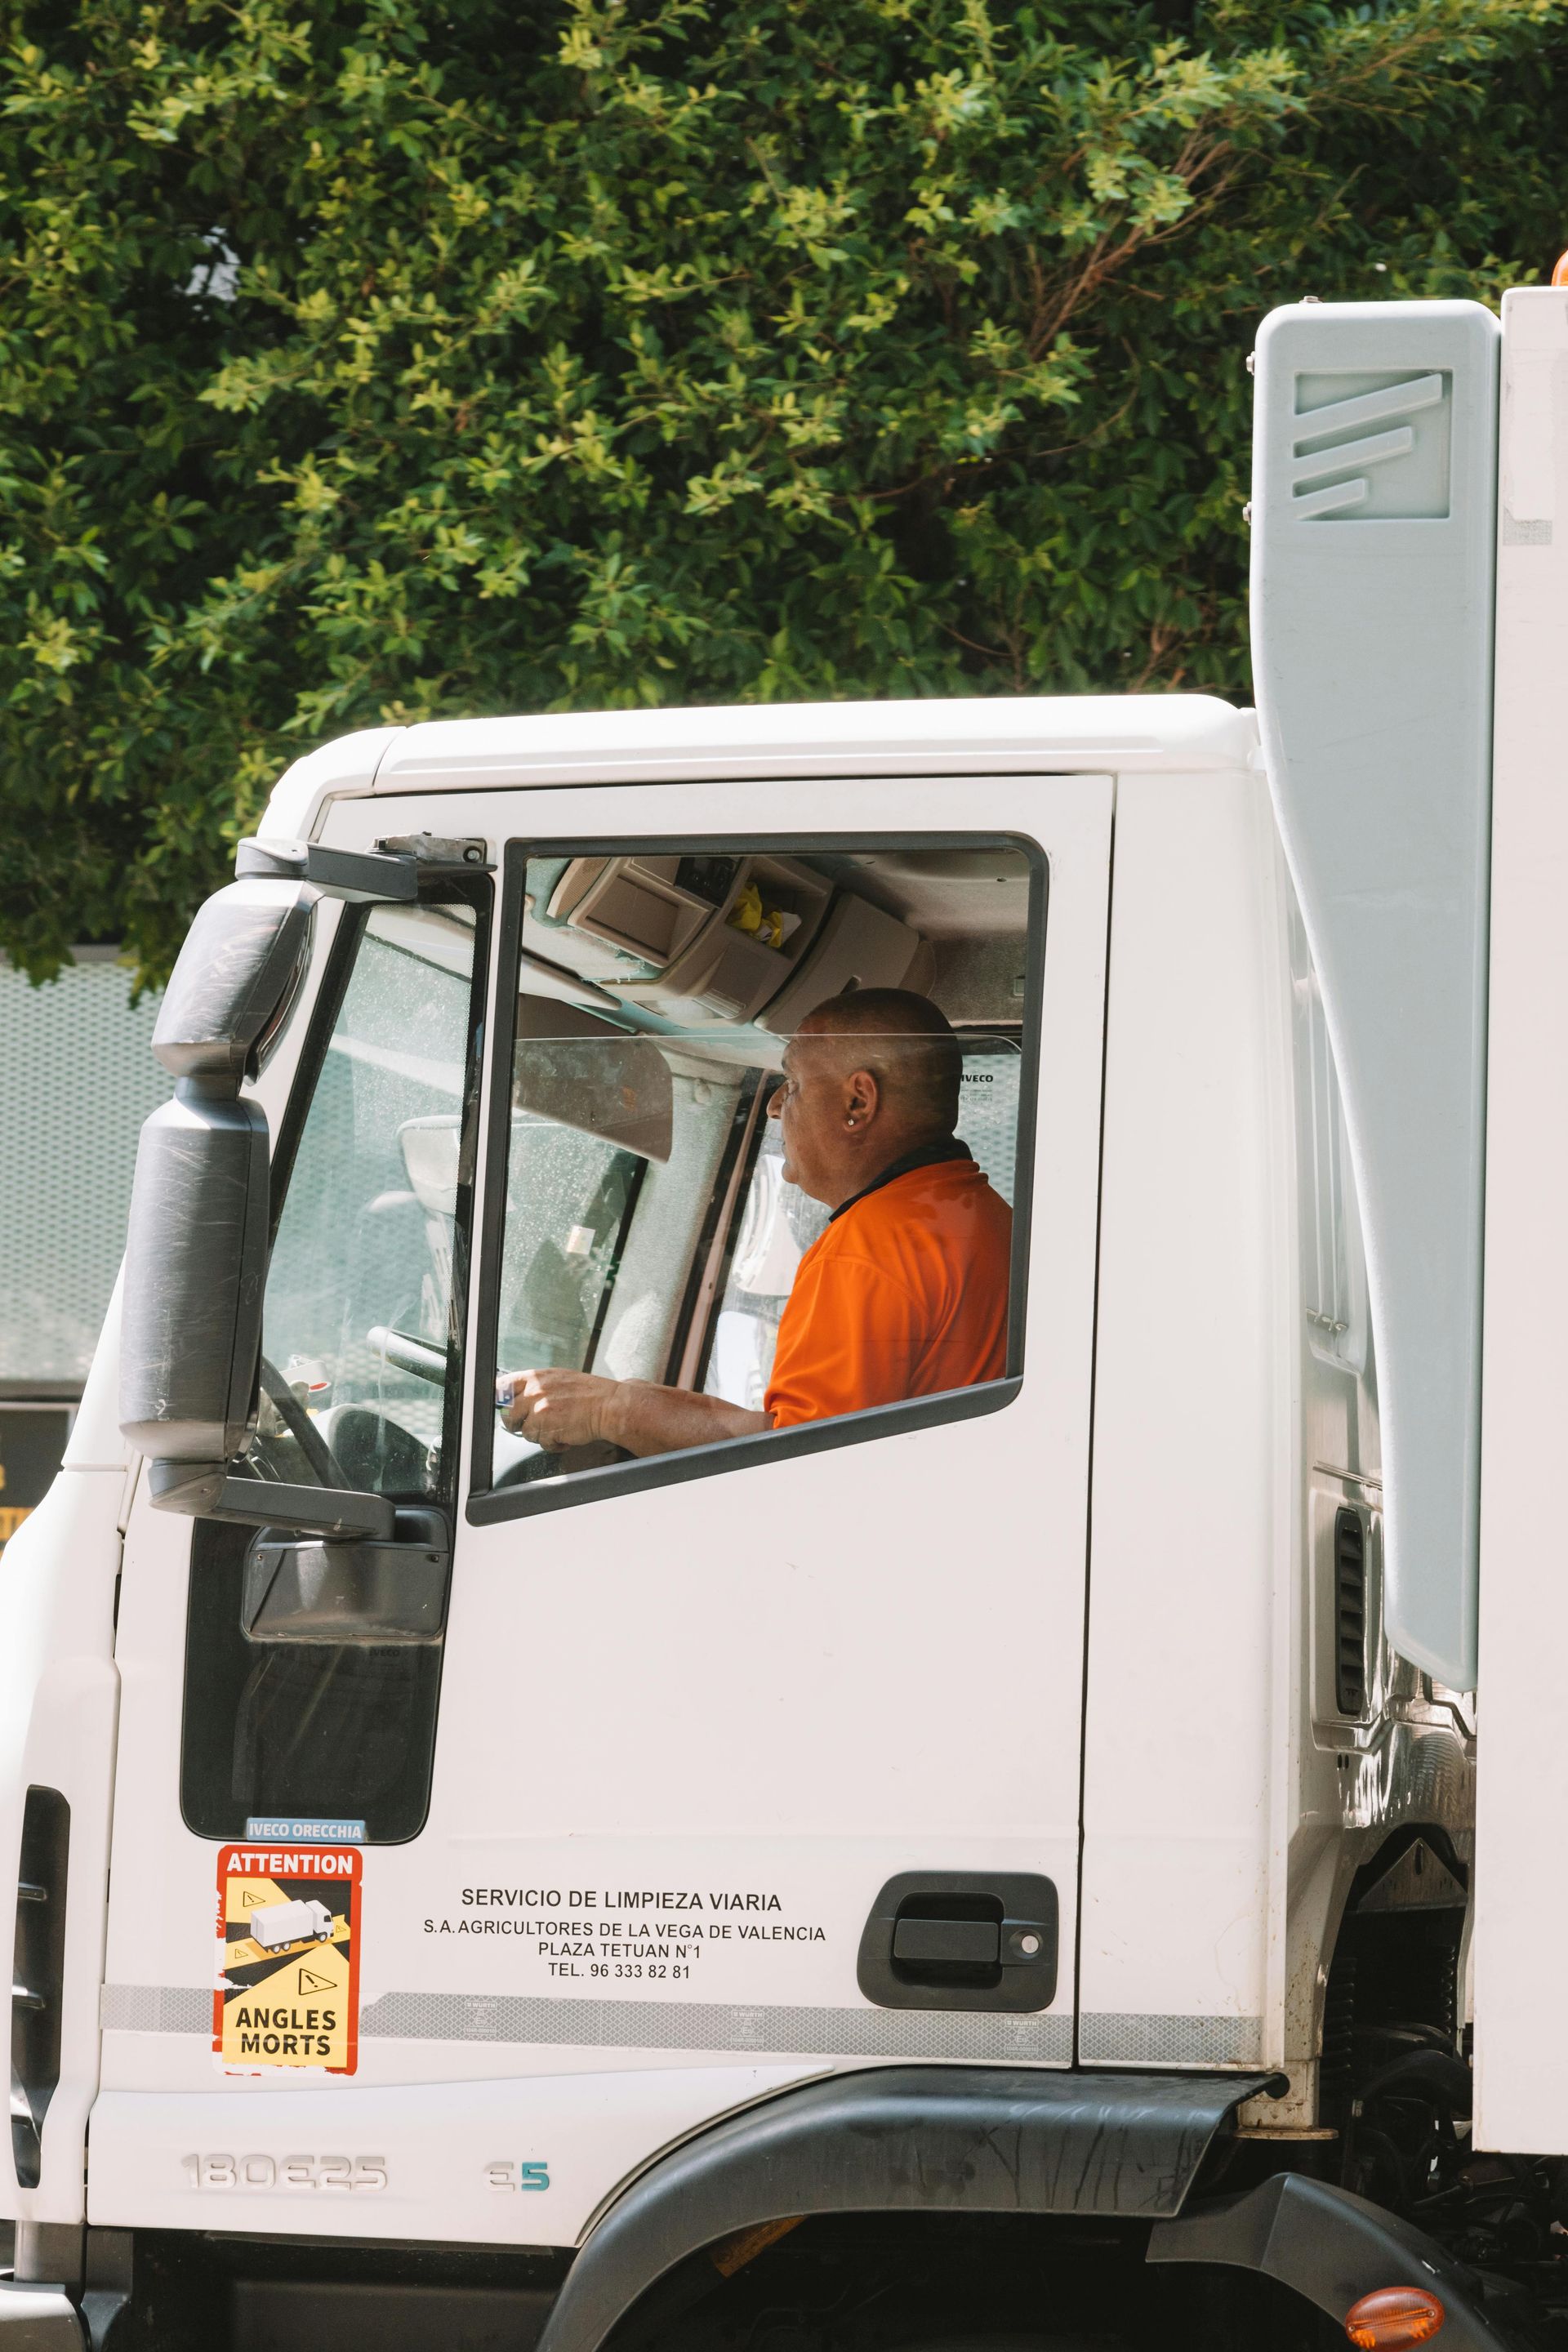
[2,0,1566,982]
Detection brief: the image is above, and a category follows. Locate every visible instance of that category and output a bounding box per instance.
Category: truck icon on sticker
[250,1899,334,1951]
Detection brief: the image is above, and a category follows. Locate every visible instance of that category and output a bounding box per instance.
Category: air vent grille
[10,1784,69,2190]
[1334,1507,1368,1716]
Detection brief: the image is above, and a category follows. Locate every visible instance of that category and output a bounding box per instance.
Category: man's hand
[498,1368,773,1460]
[500,1368,617,1451]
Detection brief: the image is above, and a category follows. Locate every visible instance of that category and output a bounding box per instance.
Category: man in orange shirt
[499,988,1012,1459]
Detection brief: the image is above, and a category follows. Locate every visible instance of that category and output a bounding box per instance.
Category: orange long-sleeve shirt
[764,1152,1012,1428]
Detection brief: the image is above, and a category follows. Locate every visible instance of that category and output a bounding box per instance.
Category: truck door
[96,768,1108,2240]
[381,772,1107,2074]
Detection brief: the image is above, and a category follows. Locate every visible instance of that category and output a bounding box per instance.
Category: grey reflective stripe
[101,1984,208,2034]
[100,1983,1071,2063]
[359,1993,1072,2063]
[1078,2013,1262,2065]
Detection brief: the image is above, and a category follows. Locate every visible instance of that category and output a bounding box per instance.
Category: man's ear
[845,1066,880,1126]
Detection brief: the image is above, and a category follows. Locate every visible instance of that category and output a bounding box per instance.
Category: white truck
[246,1902,334,1956]
[2,287,1563,2352]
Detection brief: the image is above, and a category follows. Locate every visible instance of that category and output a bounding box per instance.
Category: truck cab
[2,288,1558,2352]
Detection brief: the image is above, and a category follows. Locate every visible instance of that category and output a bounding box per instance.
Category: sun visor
[512,995,674,1164]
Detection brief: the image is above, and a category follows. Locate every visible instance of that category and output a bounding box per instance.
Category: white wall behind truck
[0,953,166,1395]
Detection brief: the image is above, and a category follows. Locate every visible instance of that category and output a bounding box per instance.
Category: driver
[497,988,1011,1460]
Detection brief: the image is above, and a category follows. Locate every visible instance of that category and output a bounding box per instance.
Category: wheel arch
[536,2065,1278,2352]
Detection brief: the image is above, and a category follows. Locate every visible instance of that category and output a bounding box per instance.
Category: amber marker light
[1552,250,1568,286]
[1344,2286,1446,2349]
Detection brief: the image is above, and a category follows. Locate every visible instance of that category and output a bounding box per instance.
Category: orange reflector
[1552,251,1568,287]
[1345,2285,1446,2348]
[710,2215,803,2278]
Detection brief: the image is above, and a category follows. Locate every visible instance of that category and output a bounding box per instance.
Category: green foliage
[2,0,1566,980]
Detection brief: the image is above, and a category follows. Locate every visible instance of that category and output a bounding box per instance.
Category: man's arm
[501,1367,772,1459]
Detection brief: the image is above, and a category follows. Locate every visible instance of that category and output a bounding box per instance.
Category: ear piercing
[847,1116,857,1127]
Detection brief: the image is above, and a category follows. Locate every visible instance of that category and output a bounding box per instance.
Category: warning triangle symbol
[296,1966,334,1994]
[241,1889,264,1905]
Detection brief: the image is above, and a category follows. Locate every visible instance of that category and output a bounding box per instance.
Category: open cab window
[470,840,1040,1518]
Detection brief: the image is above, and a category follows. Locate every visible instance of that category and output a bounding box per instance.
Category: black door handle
[858,1873,1058,2013]
[892,1917,999,1967]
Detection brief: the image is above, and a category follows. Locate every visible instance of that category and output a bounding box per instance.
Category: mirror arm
[146,1459,394,1542]
[234,833,492,900]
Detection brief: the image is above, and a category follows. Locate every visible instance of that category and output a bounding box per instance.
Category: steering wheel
[340,1329,633,1488]
[252,1356,351,1489]
[248,1338,443,1496]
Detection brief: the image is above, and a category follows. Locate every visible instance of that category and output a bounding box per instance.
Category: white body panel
[1473,288,1568,2154]
[0,1295,128,2225]
[88,2065,814,2243]
[1079,768,1292,2070]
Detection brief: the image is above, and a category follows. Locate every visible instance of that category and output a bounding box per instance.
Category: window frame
[466,832,1046,1528]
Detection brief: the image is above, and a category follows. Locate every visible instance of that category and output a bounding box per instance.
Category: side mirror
[119,879,314,1466]
[120,854,474,1616]
[120,874,399,1544]
[120,1088,270,1462]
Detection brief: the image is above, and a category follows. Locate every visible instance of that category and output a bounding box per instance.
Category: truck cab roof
[260,694,1259,843]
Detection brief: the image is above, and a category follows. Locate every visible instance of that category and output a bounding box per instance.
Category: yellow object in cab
[728,882,786,950]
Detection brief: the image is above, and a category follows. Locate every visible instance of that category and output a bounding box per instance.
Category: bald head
[796,988,963,1138]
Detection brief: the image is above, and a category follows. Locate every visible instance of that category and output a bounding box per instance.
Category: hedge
[3,0,1565,979]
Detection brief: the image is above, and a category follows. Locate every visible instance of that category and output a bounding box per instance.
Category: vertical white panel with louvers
[1250,300,1498,1691]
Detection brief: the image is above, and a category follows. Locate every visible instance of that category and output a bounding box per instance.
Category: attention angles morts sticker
[213,1843,361,2076]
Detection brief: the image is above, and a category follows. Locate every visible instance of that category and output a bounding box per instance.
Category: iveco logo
[1289,371,1450,521]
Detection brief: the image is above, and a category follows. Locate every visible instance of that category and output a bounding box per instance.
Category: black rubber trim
[466,841,527,1499]
[533,2065,1277,2352]
[1147,2171,1523,2350]
[265,901,367,1240]
[10,1786,69,2192]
